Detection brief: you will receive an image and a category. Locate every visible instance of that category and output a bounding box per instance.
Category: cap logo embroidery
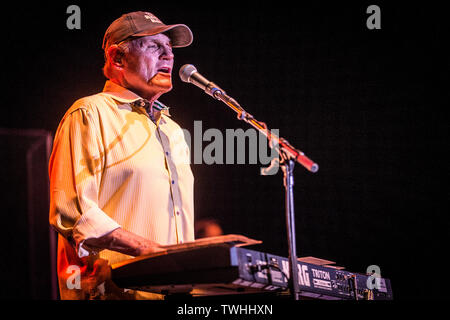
[143,13,162,24]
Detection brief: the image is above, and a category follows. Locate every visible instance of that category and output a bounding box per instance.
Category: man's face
[122,33,174,99]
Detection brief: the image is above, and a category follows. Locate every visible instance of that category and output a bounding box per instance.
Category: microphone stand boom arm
[208,85,319,301]
[210,86,318,173]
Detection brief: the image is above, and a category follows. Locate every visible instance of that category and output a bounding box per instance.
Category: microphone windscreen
[179,64,197,83]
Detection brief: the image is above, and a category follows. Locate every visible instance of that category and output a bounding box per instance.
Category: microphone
[179,64,225,99]
[178,64,318,173]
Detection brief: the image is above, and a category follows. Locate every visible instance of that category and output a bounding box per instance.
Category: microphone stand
[208,86,319,301]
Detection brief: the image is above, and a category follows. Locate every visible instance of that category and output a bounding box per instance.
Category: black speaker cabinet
[0,128,57,299]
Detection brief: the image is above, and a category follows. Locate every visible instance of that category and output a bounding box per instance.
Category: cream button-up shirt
[49,81,194,299]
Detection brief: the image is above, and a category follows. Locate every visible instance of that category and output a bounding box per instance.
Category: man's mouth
[157,67,172,74]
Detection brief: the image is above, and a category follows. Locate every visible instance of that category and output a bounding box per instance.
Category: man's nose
[161,46,174,60]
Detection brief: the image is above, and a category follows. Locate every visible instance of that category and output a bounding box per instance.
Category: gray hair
[102,38,145,79]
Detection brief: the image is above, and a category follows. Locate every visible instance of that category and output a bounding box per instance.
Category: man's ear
[107,45,125,67]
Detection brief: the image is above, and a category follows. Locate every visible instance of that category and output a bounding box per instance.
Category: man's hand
[84,228,167,257]
[136,239,168,256]
[81,258,112,293]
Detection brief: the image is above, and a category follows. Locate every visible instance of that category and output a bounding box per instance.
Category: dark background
[0,1,447,300]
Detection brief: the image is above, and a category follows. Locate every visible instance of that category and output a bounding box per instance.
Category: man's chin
[151,72,173,92]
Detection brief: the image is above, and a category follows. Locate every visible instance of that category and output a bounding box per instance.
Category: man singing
[49,11,195,299]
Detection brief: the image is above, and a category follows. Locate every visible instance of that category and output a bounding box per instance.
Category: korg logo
[281,260,311,287]
[298,265,310,287]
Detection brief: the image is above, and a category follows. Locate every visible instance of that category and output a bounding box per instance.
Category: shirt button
[165,151,169,156]
[176,211,180,216]
[172,180,175,184]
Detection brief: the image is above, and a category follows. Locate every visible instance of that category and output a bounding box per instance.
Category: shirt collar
[102,80,171,117]
[102,80,142,103]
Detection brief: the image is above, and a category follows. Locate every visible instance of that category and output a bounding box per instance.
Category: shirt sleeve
[49,105,120,258]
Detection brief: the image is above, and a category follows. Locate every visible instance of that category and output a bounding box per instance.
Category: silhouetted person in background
[195,218,224,239]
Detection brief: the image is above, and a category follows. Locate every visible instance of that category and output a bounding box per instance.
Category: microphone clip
[205,82,224,100]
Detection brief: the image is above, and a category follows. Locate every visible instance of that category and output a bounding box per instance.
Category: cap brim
[133,24,193,48]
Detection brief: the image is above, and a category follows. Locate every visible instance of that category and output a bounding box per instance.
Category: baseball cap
[102,11,193,50]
